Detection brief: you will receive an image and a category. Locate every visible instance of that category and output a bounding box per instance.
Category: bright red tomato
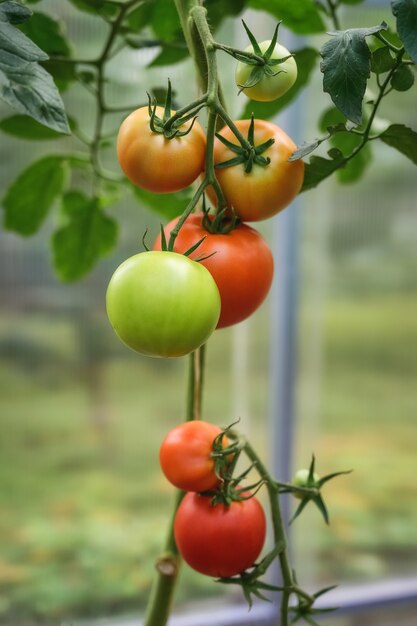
[159,420,228,492]
[153,213,274,328]
[174,491,266,577]
[209,119,304,221]
[117,106,206,193]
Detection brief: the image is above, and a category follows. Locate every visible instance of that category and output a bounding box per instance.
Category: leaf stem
[325,0,341,31]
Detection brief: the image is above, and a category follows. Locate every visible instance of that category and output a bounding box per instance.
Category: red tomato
[159,421,229,492]
[208,119,304,221]
[117,106,206,193]
[174,491,266,577]
[154,213,274,328]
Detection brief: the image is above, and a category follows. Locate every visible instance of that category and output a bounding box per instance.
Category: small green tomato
[235,40,297,102]
[292,469,320,499]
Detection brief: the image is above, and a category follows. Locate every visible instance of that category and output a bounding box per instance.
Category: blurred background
[0,1,416,625]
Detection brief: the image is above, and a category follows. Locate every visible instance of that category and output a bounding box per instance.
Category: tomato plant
[117,106,206,193]
[236,40,297,102]
[174,491,266,578]
[209,119,304,221]
[159,420,228,492]
[153,213,274,328]
[106,251,220,358]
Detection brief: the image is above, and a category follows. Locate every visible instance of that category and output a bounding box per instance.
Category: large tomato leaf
[0,2,69,133]
[391,0,417,65]
[320,23,387,125]
[52,191,118,282]
[240,47,318,120]
[379,123,417,164]
[301,148,346,192]
[2,155,68,235]
[247,0,325,35]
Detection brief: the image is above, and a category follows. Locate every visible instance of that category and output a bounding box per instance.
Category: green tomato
[292,469,320,499]
[106,251,221,358]
[236,40,297,102]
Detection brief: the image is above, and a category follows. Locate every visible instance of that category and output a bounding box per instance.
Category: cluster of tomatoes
[105,31,313,580]
[106,35,303,357]
[159,420,267,578]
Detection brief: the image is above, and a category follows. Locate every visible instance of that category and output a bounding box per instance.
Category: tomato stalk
[142,346,205,626]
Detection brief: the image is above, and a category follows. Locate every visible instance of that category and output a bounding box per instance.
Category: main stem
[142,347,206,626]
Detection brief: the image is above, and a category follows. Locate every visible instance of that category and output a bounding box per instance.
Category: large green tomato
[106,251,221,358]
[236,40,297,102]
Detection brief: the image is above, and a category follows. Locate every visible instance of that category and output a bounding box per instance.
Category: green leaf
[44,58,77,92]
[379,123,417,164]
[0,12,47,62]
[151,0,183,42]
[0,113,72,139]
[67,0,118,18]
[52,192,118,282]
[0,4,70,133]
[391,0,417,65]
[0,61,70,133]
[125,1,154,31]
[371,46,395,73]
[132,186,192,220]
[320,23,387,125]
[240,47,318,120]
[204,0,246,30]
[0,1,32,25]
[247,0,325,35]
[390,64,415,90]
[148,45,188,67]
[19,11,71,57]
[301,148,346,191]
[319,107,372,183]
[340,0,365,4]
[2,155,68,235]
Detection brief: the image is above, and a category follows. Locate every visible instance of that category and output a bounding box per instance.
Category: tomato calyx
[236,21,293,94]
[277,455,352,525]
[147,79,204,139]
[149,223,215,262]
[201,200,240,235]
[217,541,286,607]
[215,115,275,173]
[203,421,266,507]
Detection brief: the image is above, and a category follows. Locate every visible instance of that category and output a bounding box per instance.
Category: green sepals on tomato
[106,251,220,358]
[209,119,304,222]
[174,491,266,578]
[235,22,297,102]
[291,468,320,500]
[154,213,274,328]
[159,420,229,492]
[117,105,206,193]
